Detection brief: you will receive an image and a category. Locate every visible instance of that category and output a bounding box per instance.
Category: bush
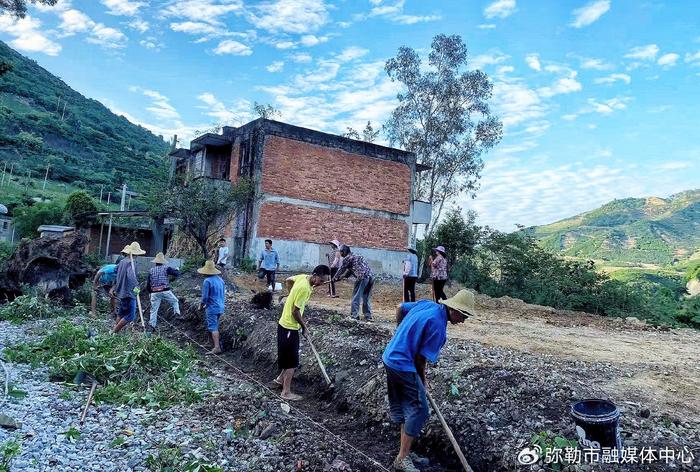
[12,201,63,238]
[16,131,42,150]
[4,321,204,407]
[64,190,98,228]
[239,256,256,273]
[0,241,14,270]
[0,294,83,324]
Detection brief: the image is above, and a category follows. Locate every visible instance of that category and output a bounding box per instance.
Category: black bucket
[571,399,622,451]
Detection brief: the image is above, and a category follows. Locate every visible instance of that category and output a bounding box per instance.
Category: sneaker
[364,316,373,322]
[393,456,420,472]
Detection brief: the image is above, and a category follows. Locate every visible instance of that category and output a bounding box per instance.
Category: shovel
[129,254,146,328]
[305,335,333,387]
[74,372,98,425]
[424,388,474,472]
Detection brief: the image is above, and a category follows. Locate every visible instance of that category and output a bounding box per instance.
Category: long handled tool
[306,336,332,386]
[129,254,146,328]
[90,288,97,317]
[80,380,97,424]
[425,389,474,472]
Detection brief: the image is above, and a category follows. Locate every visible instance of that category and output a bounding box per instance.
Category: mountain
[0,41,168,194]
[525,189,700,266]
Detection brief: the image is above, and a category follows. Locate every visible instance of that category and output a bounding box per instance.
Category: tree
[384,34,503,229]
[253,102,281,120]
[64,190,97,228]
[0,0,57,18]
[12,201,63,238]
[343,121,380,143]
[0,61,13,77]
[156,174,253,260]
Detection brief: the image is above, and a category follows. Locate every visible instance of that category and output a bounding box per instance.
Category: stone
[0,413,21,430]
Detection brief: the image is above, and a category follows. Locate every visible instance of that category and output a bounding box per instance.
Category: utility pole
[61,101,67,121]
[127,194,132,210]
[107,192,111,206]
[0,162,6,187]
[42,164,50,190]
[99,185,104,202]
[120,183,127,211]
[7,163,13,187]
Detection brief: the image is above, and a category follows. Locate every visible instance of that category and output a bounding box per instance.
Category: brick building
[171,118,431,274]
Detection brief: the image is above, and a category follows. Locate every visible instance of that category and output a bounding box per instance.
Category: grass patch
[0,294,85,324]
[0,438,21,472]
[145,447,223,472]
[4,321,204,407]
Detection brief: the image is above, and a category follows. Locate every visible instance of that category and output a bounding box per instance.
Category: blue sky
[1,0,699,230]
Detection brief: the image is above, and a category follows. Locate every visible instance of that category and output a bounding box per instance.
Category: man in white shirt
[216,238,229,268]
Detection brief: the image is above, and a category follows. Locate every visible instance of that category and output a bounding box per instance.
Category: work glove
[133,287,141,295]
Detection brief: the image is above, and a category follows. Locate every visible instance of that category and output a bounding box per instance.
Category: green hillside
[526,189,700,265]
[0,41,168,196]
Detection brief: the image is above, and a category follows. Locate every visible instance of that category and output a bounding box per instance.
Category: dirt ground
[235,273,700,421]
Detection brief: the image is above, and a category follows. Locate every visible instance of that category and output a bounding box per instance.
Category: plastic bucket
[571,399,622,450]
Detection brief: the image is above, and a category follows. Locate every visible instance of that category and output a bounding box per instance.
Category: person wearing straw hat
[402,246,419,302]
[429,245,448,302]
[146,252,181,334]
[383,290,474,472]
[112,242,146,333]
[198,260,226,354]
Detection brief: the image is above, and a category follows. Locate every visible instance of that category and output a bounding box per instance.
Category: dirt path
[236,273,700,421]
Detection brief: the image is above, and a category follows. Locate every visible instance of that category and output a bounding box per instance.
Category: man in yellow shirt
[274,264,330,401]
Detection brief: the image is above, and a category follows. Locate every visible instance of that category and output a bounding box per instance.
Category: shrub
[12,201,63,239]
[64,190,98,228]
[239,256,256,273]
[0,241,14,270]
[0,294,83,324]
[4,321,204,407]
[16,131,43,150]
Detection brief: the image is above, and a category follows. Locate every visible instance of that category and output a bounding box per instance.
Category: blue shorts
[385,364,429,437]
[118,297,136,322]
[206,312,222,332]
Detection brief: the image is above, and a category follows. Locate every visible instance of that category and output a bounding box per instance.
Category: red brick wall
[257,202,408,250]
[230,141,240,184]
[261,135,411,215]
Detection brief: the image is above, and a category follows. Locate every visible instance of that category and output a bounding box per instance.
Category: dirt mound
[0,232,91,300]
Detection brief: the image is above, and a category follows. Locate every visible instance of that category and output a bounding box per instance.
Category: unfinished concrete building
[170,118,431,274]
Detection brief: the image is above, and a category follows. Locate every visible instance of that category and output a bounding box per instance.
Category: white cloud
[466,160,691,231]
[624,44,659,61]
[684,50,700,66]
[525,53,541,71]
[471,51,510,70]
[274,40,296,49]
[483,0,516,19]
[569,0,610,28]
[139,38,161,50]
[129,19,150,33]
[170,21,222,36]
[58,9,92,35]
[657,53,679,67]
[585,96,630,114]
[538,76,582,97]
[336,46,368,62]
[578,56,613,70]
[197,92,253,123]
[101,0,146,16]
[491,79,546,129]
[162,0,243,24]
[477,23,496,29]
[289,52,312,63]
[0,13,62,55]
[594,73,631,85]
[366,0,441,25]
[213,39,252,55]
[299,34,329,47]
[266,60,284,72]
[562,114,578,121]
[248,0,328,34]
[87,23,127,49]
[656,161,693,171]
[129,86,181,121]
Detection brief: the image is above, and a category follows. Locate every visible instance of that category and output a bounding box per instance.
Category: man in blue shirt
[92,263,118,317]
[382,290,475,472]
[258,239,280,291]
[198,260,226,354]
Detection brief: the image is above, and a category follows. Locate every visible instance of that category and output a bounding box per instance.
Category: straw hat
[125,241,146,256]
[120,244,131,254]
[433,245,446,255]
[152,252,168,264]
[329,239,341,248]
[441,289,476,317]
[197,260,221,275]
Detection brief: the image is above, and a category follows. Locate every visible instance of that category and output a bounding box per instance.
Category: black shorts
[277,324,300,370]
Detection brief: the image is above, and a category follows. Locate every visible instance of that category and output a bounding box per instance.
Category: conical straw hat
[152,252,167,264]
[441,289,476,316]
[127,241,146,256]
[197,260,221,275]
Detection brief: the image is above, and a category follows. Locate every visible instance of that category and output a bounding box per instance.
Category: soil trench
[161,295,465,472]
